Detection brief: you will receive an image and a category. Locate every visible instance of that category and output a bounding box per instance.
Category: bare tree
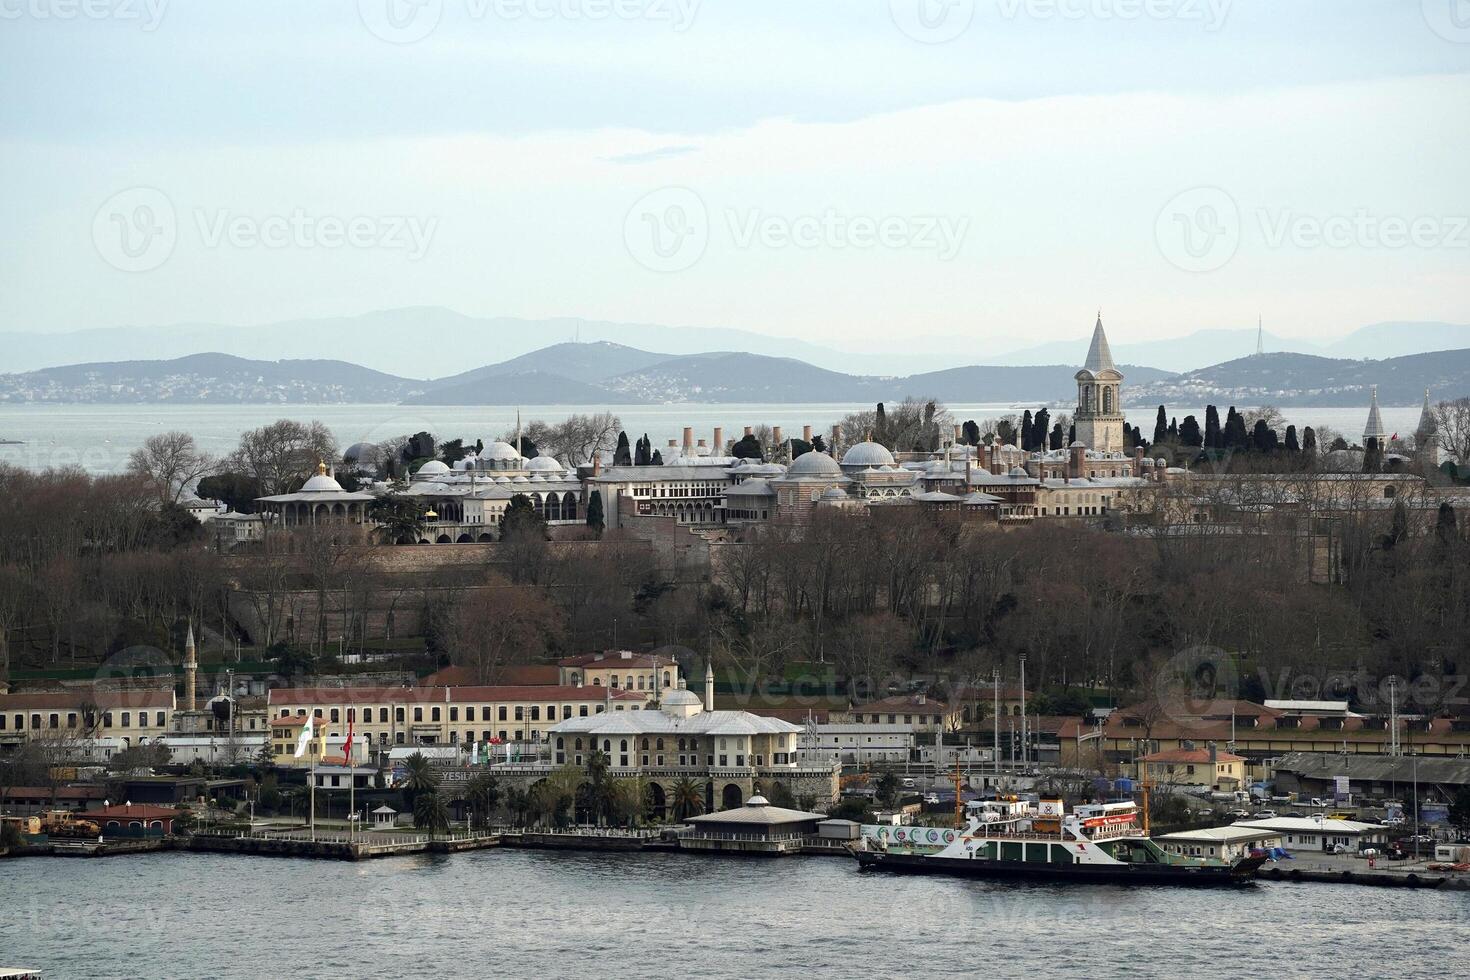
[228,420,338,495]
[128,431,217,504]
[1433,398,1470,467]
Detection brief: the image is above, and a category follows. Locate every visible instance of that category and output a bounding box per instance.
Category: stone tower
[1363,385,1387,448]
[1415,388,1438,467]
[183,622,198,713]
[1074,313,1125,452]
[704,659,715,713]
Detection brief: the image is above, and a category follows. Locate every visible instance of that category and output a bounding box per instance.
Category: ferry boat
[851,797,1265,885]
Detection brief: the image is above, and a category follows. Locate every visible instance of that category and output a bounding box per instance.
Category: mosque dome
[841,441,896,468]
[343,442,378,464]
[662,688,702,708]
[820,486,848,501]
[300,473,344,492]
[481,441,521,461]
[785,451,842,477]
[417,460,450,476]
[526,456,563,473]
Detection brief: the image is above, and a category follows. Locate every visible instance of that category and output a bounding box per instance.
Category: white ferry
[852,797,1264,885]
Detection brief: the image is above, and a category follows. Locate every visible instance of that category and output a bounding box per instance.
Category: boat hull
[853,849,1263,886]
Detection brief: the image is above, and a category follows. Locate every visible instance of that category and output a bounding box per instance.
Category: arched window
[641,738,650,750]
[1383,486,1396,498]
[574,738,583,750]
[620,739,629,752]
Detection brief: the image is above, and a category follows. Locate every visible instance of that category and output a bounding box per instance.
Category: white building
[797,723,915,766]
[1233,816,1388,853]
[1156,825,1283,862]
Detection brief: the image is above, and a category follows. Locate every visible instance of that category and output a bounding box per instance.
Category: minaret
[183,622,198,713]
[1255,315,1264,357]
[1416,388,1438,465]
[704,659,715,713]
[1363,385,1387,448]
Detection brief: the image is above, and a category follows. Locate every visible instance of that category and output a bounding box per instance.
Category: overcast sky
[2,0,1467,353]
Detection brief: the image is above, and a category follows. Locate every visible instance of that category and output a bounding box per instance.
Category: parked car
[1382,816,1406,827]
[1254,809,1279,819]
[1286,811,1306,818]
[1226,808,1251,819]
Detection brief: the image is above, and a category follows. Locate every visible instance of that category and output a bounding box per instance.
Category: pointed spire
[1256,315,1264,357]
[1418,387,1437,438]
[1363,385,1387,444]
[1083,312,1118,375]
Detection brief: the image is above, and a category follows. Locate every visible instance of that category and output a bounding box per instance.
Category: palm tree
[671,777,703,821]
[401,751,439,811]
[466,773,500,831]
[585,750,613,826]
[413,791,449,839]
[505,786,531,827]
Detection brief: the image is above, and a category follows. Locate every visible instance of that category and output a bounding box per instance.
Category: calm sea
[0,402,1425,474]
[2,849,1465,979]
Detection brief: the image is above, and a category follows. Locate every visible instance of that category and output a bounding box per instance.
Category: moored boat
[851,797,1264,886]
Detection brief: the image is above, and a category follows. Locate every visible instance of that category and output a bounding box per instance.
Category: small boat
[851,797,1264,886]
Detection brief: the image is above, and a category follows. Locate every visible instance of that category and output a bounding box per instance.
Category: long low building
[1269,751,1470,801]
[796,724,914,766]
[1233,816,1389,853]
[0,689,176,752]
[266,684,651,757]
[1156,825,1284,862]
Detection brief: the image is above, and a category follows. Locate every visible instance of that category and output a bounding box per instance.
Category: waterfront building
[679,794,825,854]
[532,678,840,815]
[1268,751,1470,801]
[265,684,650,760]
[80,803,183,835]
[796,723,915,766]
[1233,815,1388,853]
[1156,825,1283,862]
[0,688,175,754]
[1134,747,1246,793]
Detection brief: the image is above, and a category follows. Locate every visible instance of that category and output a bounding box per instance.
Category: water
[1,850,1465,978]
[0,403,1425,474]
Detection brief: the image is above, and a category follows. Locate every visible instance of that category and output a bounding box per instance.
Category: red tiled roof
[1,785,106,801]
[268,685,645,707]
[856,695,952,714]
[557,651,677,669]
[447,685,645,702]
[499,665,562,686]
[0,689,175,710]
[420,665,477,687]
[83,804,183,820]
[1140,748,1245,764]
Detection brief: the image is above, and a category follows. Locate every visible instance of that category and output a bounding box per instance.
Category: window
[413,707,423,722]
[396,707,405,723]
[579,705,589,717]
[431,707,441,722]
[121,712,131,728]
[450,707,459,722]
[498,706,508,721]
[49,713,59,728]
[465,706,475,722]
[515,706,524,721]
[331,709,340,723]
[156,711,166,727]
[380,708,389,723]
[529,706,540,721]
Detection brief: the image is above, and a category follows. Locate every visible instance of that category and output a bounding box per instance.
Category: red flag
[341,710,355,765]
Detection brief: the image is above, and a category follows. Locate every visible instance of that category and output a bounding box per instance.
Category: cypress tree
[1284,425,1300,453]
[1302,426,1317,455]
[613,432,632,467]
[1068,422,1076,445]
[1153,406,1168,446]
[1179,415,1203,448]
[1167,418,1179,441]
[1050,424,1064,450]
[651,449,664,466]
[1204,405,1221,449]
[963,420,981,446]
[1033,408,1050,450]
[1021,410,1034,452]
[1251,420,1271,453]
[586,490,605,534]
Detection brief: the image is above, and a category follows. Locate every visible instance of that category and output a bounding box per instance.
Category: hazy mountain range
[3,341,1465,408]
[5,308,1469,376]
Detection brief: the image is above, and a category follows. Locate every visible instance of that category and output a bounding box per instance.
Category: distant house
[851,694,960,733]
[1135,747,1246,793]
[82,803,183,836]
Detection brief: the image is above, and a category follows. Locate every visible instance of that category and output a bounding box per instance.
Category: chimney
[620,650,632,660]
[1133,445,1144,478]
[802,424,812,443]
[772,425,783,445]
[713,427,724,453]
[744,426,753,437]
[667,438,677,454]
[696,438,708,454]
[591,454,601,476]
[953,424,962,442]
[574,674,583,688]
[683,426,694,453]
[1069,442,1085,480]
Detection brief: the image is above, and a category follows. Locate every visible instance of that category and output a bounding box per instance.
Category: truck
[38,810,101,840]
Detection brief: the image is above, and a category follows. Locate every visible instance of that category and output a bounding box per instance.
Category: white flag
[294,715,315,759]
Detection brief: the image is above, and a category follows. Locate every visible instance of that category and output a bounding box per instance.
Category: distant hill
[429,341,677,389]
[403,370,639,406]
[1129,348,1470,406]
[0,353,423,404]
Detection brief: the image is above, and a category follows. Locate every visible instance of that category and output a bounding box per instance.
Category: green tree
[765,780,796,809]
[1153,406,1168,446]
[267,641,317,681]
[106,742,172,772]
[875,771,899,808]
[400,751,440,812]
[501,494,546,542]
[413,791,450,838]
[466,773,500,831]
[370,494,426,543]
[505,786,532,826]
[671,777,704,820]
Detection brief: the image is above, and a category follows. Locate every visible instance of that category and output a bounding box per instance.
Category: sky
[1,0,1468,356]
